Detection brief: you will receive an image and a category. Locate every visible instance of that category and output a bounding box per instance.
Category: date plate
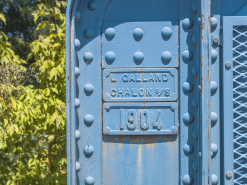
[103,68,178,102]
[103,102,178,135]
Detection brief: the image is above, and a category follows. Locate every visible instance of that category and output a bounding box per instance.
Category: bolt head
[226,171,232,179]
[104,103,110,110]
[225,61,231,68]
[213,37,219,43]
[104,127,111,135]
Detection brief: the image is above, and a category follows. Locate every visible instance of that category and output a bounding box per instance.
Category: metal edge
[200,0,211,184]
[65,0,74,183]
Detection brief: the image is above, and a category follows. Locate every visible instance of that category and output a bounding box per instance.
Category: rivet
[199,152,202,157]
[193,161,198,171]
[170,126,178,134]
[104,103,110,110]
[182,50,193,61]
[76,162,81,172]
[211,143,218,155]
[198,85,201,91]
[192,34,198,44]
[182,175,194,185]
[83,52,94,64]
[74,98,80,108]
[87,1,97,11]
[84,84,94,94]
[212,174,218,185]
[192,98,198,108]
[182,81,194,93]
[211,81,218,92]
[192,129,198,140]
[211,49,218,60]
[85,176,95,185]
[161,51,172,63]
[75,67,80,77]
[192,1,197,12]
[75,11,81,21]
[84,145,94,156]
[192,66,198,76]
[183,112,194,124]
[104,127,111,135]
[211,17,218,29]
[183,143,194,155]
[75,130,81,140]
[226,171,232,179]
[225,61,231,68]
[133,28,144,40]
[198,17,201,22]
[133,51,144,63]
[211,112,218,124]
[105,28,116,40]
[171,103,177,110]
[161,27,172,38]
[75,39,81,50]
[84,114,94,125]
[83,28,94,39]
[105,51,116,63]
[182,18,194,29]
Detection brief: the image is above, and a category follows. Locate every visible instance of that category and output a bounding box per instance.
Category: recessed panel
[102,21,178,68]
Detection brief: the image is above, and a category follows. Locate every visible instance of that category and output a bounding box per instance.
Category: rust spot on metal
[201,23,205,31]
[201,56,204,59]
[208,16,211,23]
[68,75,69,80]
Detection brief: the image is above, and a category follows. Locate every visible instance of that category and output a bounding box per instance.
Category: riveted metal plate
[103,68,178,102]
[103,102,178,135]
[102,21,178,68]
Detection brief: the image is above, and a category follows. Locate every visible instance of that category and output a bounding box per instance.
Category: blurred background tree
[0,0,67,184]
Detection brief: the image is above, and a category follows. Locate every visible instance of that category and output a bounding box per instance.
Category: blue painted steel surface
[102,22,178,68]
[65,0,247,184]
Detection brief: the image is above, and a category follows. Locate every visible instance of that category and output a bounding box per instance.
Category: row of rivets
[104,27,173,41]
[211,16,219,184]
[182,2,197,182]
[104,51,173,64]
[74,3,97,183]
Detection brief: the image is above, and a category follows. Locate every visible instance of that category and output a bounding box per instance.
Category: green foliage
[0,1,67,184]
[0,0,38,61]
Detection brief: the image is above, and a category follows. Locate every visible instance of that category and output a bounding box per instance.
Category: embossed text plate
[103,68,178,102]
[103,102,178,135]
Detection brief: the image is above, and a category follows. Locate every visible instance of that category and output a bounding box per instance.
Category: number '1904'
[120,109,162,130]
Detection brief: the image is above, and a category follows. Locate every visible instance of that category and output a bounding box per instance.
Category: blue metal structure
[65,0,247,184]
